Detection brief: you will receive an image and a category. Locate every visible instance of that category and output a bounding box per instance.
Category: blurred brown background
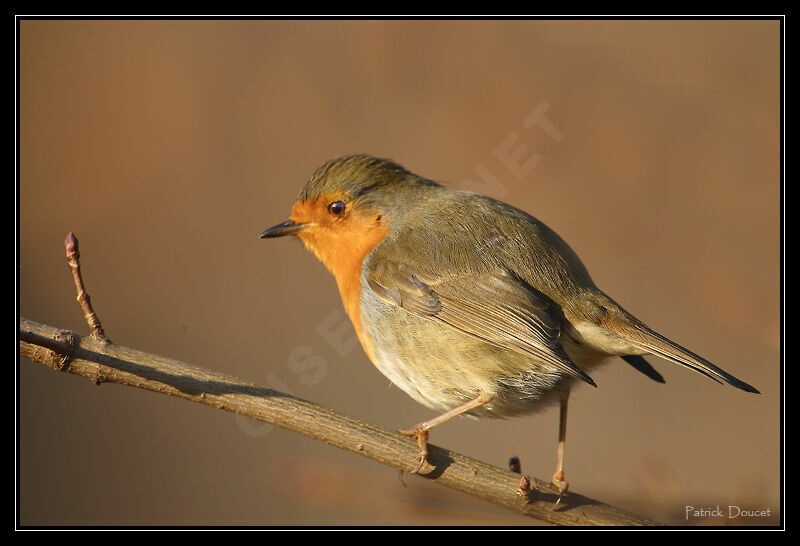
[18,19,780,526]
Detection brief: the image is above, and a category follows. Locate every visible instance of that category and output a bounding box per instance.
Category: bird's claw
[552,473,569,506]
[400,426,429,474]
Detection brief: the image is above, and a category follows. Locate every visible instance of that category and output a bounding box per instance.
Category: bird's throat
[298,218,389,356]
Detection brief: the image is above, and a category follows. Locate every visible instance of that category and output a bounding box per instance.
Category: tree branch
[19,317,660,526]
[19,232,660,525]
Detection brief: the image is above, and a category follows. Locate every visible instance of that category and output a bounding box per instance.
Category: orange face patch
[289,193,389,355]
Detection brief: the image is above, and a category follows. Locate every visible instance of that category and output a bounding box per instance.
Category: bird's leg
[400,391,493,473]
[552,390,570,505]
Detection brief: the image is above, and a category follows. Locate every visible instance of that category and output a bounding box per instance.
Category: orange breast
[290,197,389,358]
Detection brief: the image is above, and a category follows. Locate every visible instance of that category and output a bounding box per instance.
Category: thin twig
[64,232,109,343]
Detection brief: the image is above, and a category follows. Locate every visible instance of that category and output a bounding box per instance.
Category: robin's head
[260,154,439,274]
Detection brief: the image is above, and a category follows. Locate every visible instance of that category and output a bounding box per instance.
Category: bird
[260,154,759,501]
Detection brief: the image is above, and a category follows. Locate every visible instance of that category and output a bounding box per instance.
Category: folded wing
[367,256,596,387]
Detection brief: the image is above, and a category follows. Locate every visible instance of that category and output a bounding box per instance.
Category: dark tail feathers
[622,322,759,393]
[621,355,665,384]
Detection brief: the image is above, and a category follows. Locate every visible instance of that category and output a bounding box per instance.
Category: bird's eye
[328,200,346,216]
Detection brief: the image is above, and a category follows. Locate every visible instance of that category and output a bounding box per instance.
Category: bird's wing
[366,256,596,387]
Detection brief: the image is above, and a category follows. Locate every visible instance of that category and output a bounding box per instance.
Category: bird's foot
[399,425,429,474]
[552,471,569,506]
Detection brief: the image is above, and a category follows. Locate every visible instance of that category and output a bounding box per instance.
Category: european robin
[261,154,759,500]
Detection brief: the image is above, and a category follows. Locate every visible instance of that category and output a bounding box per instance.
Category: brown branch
[19,317,660,526]
[20,231,661,525]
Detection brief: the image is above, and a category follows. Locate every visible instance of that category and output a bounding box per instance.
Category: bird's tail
[593,294,760,394]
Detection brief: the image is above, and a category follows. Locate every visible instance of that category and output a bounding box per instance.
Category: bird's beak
[259,220,308,239]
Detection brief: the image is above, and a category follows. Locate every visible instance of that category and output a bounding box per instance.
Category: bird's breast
[356,272,574,417]
[299,219,390,360]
